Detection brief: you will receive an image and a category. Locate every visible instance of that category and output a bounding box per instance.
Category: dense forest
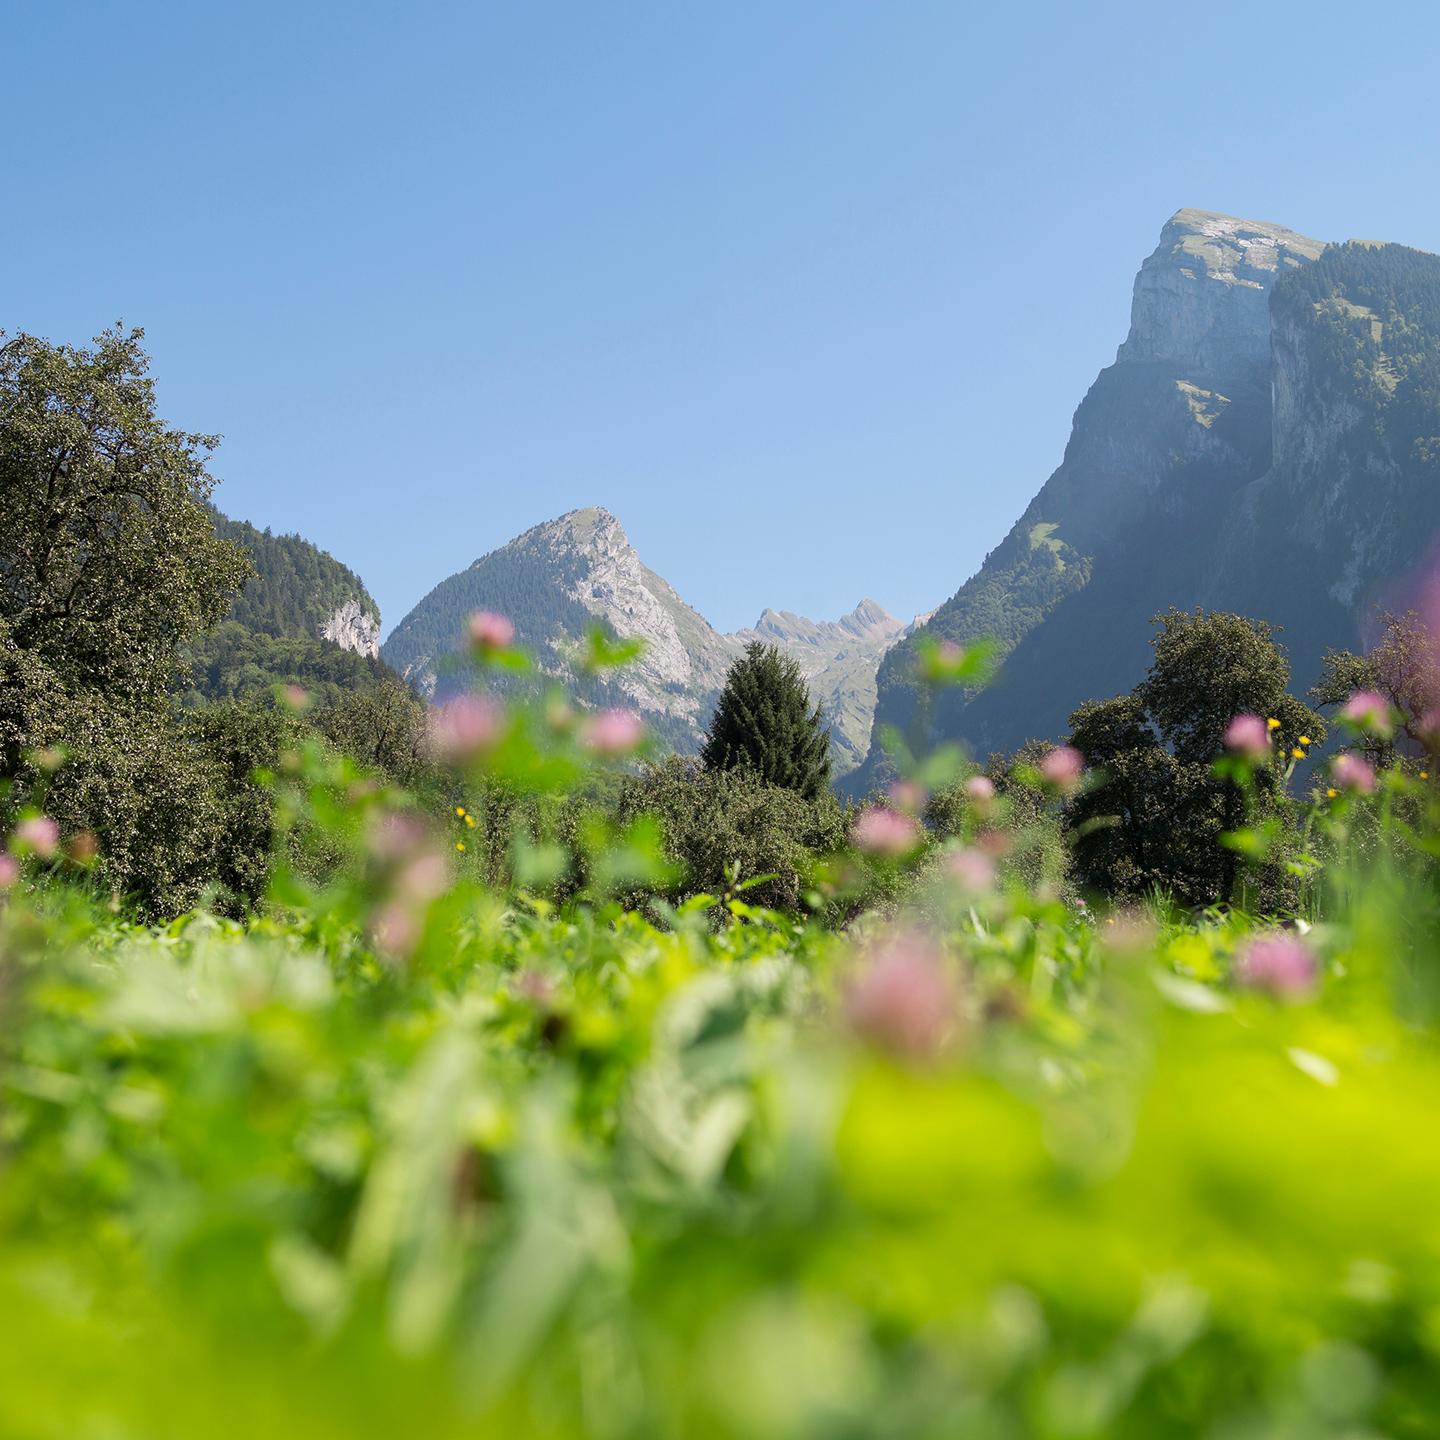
[177,513,398,706]
[180,622,392,707]
[210,512,380,641]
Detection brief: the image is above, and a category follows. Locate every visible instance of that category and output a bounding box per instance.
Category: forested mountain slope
[182,514,390,706]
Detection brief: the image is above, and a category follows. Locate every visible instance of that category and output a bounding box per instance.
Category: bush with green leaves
[27,695,341,919]
[1311,609,1439,766]
[35,694,230,917]
[924,742,1076,901]
[616,754,850,911]
[310,676,434,789]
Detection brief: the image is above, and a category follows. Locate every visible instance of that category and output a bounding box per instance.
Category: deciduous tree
[0,327,249,708]
[1066,610,1325,906]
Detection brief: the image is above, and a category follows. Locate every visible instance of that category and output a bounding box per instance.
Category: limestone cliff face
[319,598,381,658]
[1020,209,1321,552]
[1199,240,1440,667]
[851,219,1440,795]
[1118,209,1323,376]
[849,209,1327,793]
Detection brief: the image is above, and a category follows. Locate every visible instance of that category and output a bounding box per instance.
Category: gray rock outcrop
[319,598,381,658]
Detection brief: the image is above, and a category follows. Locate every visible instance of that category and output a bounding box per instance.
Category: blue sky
[10,2,1440,636]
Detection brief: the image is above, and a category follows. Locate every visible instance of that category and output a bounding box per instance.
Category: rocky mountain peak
[1116,208,1325,380]
[383,504,736,746]
[749,599,902,650]
[729,599,909,772]
[508,506,626,557]
[384,508,927,777]
[842,598,904,641]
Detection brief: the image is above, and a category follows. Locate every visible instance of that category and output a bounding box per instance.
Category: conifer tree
[701,642,831,800]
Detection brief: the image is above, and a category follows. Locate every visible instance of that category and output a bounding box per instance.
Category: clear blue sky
[10,2,1440,636]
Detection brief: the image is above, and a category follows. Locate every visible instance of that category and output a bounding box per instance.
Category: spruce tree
[701,642,831,800]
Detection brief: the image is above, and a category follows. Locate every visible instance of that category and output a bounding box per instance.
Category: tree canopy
[701,642,831,801]
[1312,611,1439,765]
[0,327,249,706]
[1066,610,1325,906]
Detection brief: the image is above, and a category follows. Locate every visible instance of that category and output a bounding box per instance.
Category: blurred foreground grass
[1,674,1439,1437]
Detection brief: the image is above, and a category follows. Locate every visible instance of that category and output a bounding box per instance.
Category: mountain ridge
[847,210,1440,791]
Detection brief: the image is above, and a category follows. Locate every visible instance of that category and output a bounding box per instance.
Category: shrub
[618,755,849,909]
[37,697,228,919]
[926,743,1075,900]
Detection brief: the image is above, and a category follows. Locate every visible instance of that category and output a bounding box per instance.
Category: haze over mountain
[380,508,916,773]
[846,208,1440,791]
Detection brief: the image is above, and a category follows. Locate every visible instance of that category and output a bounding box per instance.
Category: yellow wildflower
[465,814,476,828]
[1267,717,1281,730]
[1327,787,1338,798]
[456,806,466,817]
[1298,735,1311,746]
[1292,747,1306,759]
[455,841,466,852]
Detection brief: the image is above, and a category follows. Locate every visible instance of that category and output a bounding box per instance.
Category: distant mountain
[183,514,391,705]
[381,508,917,772]
[734,599,909,771]
[372,208,1440,794]
[381,508,731,751]
[848,209,1440,791]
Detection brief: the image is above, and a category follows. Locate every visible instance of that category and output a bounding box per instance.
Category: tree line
[3,326,1408,925]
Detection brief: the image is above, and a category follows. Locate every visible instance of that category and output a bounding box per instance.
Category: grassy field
[1,666,1437,1438]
